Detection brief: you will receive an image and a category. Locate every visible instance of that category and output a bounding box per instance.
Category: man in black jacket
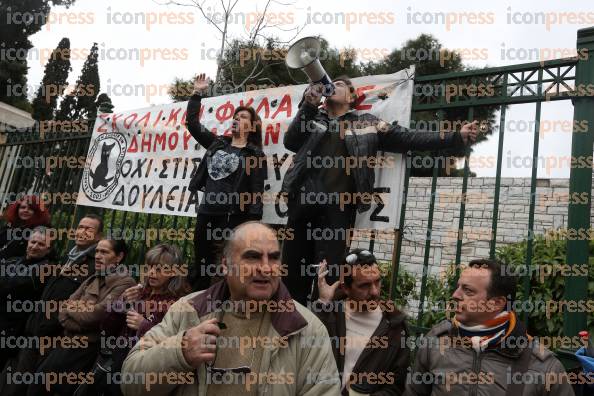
[0,215,101,396]
[315,249,409,396]
[29,214,101,338]
[281,77,478,304]
[0,226,55,370]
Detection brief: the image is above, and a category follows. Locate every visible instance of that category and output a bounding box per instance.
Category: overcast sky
[27,0,593,178]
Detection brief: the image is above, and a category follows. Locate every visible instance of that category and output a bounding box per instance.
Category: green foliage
[32,37,72,121]
[414,264,458,328]
[378,260,418,310]
[56,42,100,122]
[496,236,594,337]
[168,77,199,103]
[96,93,114,114]
[362,34,463,77]
[0,0,78,111]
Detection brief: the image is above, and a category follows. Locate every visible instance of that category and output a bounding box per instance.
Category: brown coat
[59,266,136,343]
[314,299,410,396]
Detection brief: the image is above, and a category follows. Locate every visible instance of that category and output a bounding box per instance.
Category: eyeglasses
[345,250,373,264]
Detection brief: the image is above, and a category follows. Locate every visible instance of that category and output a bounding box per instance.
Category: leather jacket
[281,102,465,213]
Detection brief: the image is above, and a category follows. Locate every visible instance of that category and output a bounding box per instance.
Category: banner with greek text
[77,67,414,229]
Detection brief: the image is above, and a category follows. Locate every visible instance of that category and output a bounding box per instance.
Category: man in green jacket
[121,222,340,396]
[405,259,575,396]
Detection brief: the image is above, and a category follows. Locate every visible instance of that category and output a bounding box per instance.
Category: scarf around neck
[66,243,96,265]
[60,243,97,276]
[454,311,515,353]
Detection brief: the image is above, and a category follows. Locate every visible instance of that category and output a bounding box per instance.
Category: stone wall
[352,177,578,278]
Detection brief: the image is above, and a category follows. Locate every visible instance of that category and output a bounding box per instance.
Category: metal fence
[1,27,592,349]
[391,27,594,344]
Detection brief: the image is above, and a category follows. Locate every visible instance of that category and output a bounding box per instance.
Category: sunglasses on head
[345,250,373,264]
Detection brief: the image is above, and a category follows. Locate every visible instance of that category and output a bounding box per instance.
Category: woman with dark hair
[99,243,191,396]
[27,238,135,396]
[186,73,268,291]
[0,195,51,260]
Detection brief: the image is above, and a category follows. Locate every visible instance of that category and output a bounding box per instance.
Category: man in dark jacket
[281,77,478,304]
[0,215,102,396]
[28,214,102,338]
[315,249,409,396]
[404,259,574,396]
[0,226,55,370]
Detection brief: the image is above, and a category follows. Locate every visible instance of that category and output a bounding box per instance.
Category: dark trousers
[0,347,42,396]
[191,212,257,291]
[282,203,357,305]
[26,343,99,396]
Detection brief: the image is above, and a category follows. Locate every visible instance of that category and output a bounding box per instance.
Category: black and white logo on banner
[82,133,127,202]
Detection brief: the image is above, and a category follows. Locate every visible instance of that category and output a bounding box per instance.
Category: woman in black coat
[0,195,51,260]
[186,73,268,291]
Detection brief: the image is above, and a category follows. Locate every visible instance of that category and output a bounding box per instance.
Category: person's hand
[317,260,340,304]
[122,284,143,302]
[304,83,323,107]
[460,120,479,146]
[126,310,145,330]
[181,318,221,368]
[193,73,210,95]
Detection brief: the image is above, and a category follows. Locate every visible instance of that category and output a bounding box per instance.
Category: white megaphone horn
[285,36,335,97]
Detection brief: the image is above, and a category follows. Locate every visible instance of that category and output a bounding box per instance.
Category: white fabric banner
[77,67,414,229]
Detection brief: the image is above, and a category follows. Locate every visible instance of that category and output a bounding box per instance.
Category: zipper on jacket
[469,350,483,396]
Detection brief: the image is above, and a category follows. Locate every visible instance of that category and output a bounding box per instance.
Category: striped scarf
[453,311,515,353]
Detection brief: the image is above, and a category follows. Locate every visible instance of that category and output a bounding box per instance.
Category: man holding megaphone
[281,42,478,304]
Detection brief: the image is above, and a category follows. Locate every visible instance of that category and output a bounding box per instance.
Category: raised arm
[283,84,322,152]
[185,73,216,148]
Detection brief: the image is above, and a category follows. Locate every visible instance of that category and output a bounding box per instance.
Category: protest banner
[77,67,414,228]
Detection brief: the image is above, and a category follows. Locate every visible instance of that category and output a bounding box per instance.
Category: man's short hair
[333,75,357,109]
[342,248,377,287]
[82,213,103,233]
[31,225,50,238]
[468,259,517,301]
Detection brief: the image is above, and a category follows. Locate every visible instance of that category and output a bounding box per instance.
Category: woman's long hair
[4,195,51,228]
[143,243,191,298]
[234,106,263,150]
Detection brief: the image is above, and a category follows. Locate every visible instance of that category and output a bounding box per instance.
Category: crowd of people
[0,73,584,396]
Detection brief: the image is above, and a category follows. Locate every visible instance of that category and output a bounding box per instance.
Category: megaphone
[286,36,335,97]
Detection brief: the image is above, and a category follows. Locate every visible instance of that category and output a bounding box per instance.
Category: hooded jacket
[121,280,341,396]
[282,102,465,213]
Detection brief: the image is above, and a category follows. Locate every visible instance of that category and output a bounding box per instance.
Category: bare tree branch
[159,0,306,92]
